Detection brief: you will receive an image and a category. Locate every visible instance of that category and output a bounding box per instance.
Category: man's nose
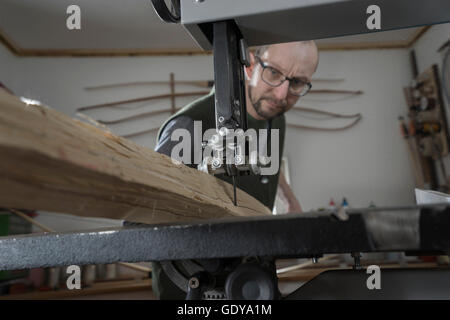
[272,80,290,101]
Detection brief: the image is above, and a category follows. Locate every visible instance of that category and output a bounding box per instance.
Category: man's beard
[248,86,289,120]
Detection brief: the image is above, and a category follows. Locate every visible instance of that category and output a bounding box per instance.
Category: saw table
[1,205,449,299]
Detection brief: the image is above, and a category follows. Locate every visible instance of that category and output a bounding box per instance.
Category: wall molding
[0,26,431,57]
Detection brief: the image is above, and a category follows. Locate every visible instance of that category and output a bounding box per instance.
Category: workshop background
[0,0,450,298]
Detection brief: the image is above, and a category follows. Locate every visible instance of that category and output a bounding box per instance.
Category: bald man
[153,41,319,299]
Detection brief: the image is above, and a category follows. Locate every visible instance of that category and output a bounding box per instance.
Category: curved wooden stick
[309,89,363,95]
[100,105,359,127]
[84,78,345,91]
[287,115,362,131]
[77,91,209,112]
[85,80,214,91]
[120,106,362,138]
[293,106,361,118]
[98,108,174,125]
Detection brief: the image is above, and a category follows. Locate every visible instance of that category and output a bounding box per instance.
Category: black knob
[225,263,278,300]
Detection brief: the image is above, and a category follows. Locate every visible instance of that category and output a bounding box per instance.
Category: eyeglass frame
[254,56,312,97]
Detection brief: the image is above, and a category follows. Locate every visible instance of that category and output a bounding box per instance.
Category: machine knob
[225,263,278,300]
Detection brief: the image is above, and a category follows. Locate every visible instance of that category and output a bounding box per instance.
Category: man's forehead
[260,43,317,77]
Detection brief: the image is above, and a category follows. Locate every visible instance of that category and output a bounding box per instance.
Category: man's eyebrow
[265,60,310,82]
[265,60,288,74]
[294,76,310,82]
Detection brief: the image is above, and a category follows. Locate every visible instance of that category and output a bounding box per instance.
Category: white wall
[286,49,415,210]
[0,42,20,90]
[1,38,419,224]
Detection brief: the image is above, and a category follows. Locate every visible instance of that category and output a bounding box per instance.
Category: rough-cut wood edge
[0,89,270,225]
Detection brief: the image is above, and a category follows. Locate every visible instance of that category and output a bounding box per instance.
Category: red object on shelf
[419,256,437,263]
[8,283,29,295]
[329,198,335,207]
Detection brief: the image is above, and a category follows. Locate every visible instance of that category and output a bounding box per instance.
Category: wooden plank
[277,262,440,282]
[0,279,152,300]
[0,89,270,224]
[406,26,432,47]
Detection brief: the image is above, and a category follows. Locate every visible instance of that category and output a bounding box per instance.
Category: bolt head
[211,134,219,143]
[219,127,228,136]
[189,277,200,289]
[259,156,270,165]
[212,159,221,168]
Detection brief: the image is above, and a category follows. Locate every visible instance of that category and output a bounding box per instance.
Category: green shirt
[156,90,286,210]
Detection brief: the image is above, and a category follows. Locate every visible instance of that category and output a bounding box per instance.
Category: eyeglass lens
[262,67,307,95]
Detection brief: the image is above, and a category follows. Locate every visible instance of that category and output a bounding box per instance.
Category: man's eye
[269,68,279,76]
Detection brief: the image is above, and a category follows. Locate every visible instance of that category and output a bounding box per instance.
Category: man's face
[246,43,318,120]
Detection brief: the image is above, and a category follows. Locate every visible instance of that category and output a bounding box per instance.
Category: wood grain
[0,89,270,225]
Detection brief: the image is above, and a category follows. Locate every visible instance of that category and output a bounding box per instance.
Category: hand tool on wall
[398,116,425,188]
[402,63,449,190]
[418,132,450,190]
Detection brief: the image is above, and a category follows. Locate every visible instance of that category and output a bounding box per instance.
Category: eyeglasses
[255,56,312,97]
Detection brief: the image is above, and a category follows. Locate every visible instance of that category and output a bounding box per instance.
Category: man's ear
[244,51,256,80]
